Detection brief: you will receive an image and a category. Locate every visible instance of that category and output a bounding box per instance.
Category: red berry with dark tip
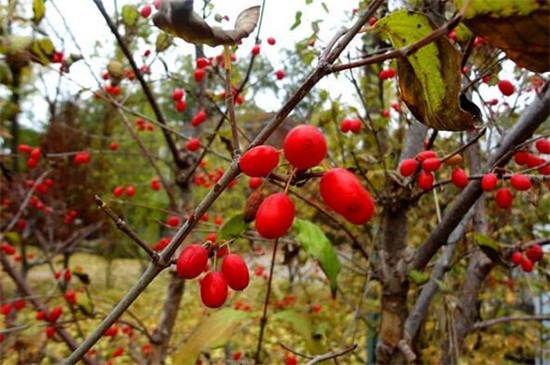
[200,271,228,308]
[221,254,250,291]
[239,145,280,177]
[283,125,327,170]
[176,244,209,280]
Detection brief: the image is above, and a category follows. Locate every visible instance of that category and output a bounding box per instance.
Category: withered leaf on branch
[153,0,261,47]
[455,0,549,73]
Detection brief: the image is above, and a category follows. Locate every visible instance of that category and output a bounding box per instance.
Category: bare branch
[474,315,550,331]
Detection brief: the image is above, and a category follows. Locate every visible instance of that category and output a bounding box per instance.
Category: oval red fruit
[248,177,262,190]
[495,187,513,209]
[451,168,469,188]
[513,151,529,165]
[113,186,124,197]
[416,150,437,162]
[497,79,515,96]
[340,118,352,133]
[320,168,375,225]
[267,37,276,45]
[422,158,441,172]
[399,158,419,177]
[186,138,200,152]
[221,254,250,291]
[176,244,209,280]
[200,271,228,308]
[172,88,184,101]
[481,173,498,191]
[510,251,522,264]
[167,215,181,227]
[239,145,280,177]
[251,44,260,55]
[47,306,63,323]
[535,139,550,154]
[418,171,434,190]
[525,244,543,262]
[255,193,295,239]
[283,125,327,170]
[520,257,533,272]
[191,110,207,126]
[510,174,532,191]
[140,4,152,18]
[17,144,32,154]
[194,68,206,82]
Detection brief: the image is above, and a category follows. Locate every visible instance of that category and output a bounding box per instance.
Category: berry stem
[223,45,241,158]
[254,238,279,364]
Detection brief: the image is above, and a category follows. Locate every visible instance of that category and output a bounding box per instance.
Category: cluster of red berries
[378,67,396,80]
[240,124,376,235]
[192,166,237,189]
[176,244,250,308]
[74,152,91,165]
[171,87,187,112]
[113,185,136,197]
[509,244,544,273]
[17,145,42,169]
[339,117,362,134]
[135,118,155,131]
[35,306,63,339]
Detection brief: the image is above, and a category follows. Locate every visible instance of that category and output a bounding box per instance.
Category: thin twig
[254,238,280,364]
[223,45,240,157]
[95,195,160,262]
[304,344,358,365]
[473,315,550,330]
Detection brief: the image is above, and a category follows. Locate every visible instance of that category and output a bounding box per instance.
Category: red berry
[113,186,124,197]
[481,173,498,191]
[196,57,210,69]
[251,44,261,55]
[46,326,56,339]
[381,109,390,118]
[221,254,250,291]
[368,17,378,26]
[248,177,263,190]
[340,118,352,133]
[422,158,441,172]
[112,347,124,358]
[283,125,327,170]
[47,306,63,323]
[510,251,522,264]
[320,168,376,225]
[418,171,434,190]
[525,244,543,262]
[30,147,41,159]
[172,88,184,101]
[239,145,280,177]
[520,257,533,272]
[285,356,298,365]
[191,109,207,126]
[497,80,515,96]
[27,157,39,168]
[513,151,529,165]
[416,150,437,162]
[214,216,223,226]
[64,290,76,305]
[1,303,12,316]
[194,68,206,82]
[186,138,201,152]
[167,215,181,228]
[275,69,285,80]
[140,4,152,18]
[267,37,276,45]
[175,99,187,112]
[255,193,295,239]
[36,310,46,321]
[510,174,532,191]
[200,271,229,308]
[451,168,469,188]
[495,187,513,209]
[125,185,135,196]
[17,144,32,154]
[399,158,419,177]
[109,142,119,151]
[150,179,161,191]
[348,118,362,133]
[233,351,243,360]
[176,244,209,279]
[535,139,550,154]
[526,154,545,168]
[538,163,550,175]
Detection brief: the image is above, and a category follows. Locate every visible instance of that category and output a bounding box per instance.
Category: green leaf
[455,0,549,72]
[218,213,247,239]
[121,5,139,27]
[272,310,324,354]
[75,291,94,316]
[321,2,329,13]
[292,219,341,297]
[472,232,499,251]
[408,269,429,285]
[32,0,45,24]
[290,11,303,30]
[375,11,477,131]
[29,38,54,65]
[3,232,20,245]
[172,309,252,365]
[155,33,173,53]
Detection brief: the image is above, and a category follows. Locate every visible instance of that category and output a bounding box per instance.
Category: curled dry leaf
[456,0,549,73]
[153,0,261,47]
[375,11,480,131]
